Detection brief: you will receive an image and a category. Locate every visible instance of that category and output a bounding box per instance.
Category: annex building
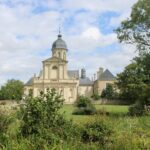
[24,33,115,103]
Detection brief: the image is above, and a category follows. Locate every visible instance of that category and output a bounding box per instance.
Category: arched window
[63,52,66,60]
[52,66,58,70]
[58,52,61,58]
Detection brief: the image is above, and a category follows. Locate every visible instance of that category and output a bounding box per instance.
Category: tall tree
[116,0,150,53]
[116,54,150,105]
[0,79,24,101]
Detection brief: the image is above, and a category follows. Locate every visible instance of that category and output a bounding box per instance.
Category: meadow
[60,104,150,149]
[0,103,150,150]
[61,104,128,121]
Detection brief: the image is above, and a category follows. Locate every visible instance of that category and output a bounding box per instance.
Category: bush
[91,94,101,100]
[96,108,109,116]
[73,107,96,115]
[0,111,13,147]
[19,88,81,145]
[81,117,113,145]
[20,88,64,136]
[128,102,145,116]
[73,96,96,115]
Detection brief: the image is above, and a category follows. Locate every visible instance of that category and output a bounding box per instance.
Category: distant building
[24,34,115,103]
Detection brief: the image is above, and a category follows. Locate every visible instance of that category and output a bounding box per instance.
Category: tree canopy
[0,79,24,101]
[116,0,150,53]
[116,53,150,105]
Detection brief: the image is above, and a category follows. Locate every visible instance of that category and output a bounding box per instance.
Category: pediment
[43,56,67,63]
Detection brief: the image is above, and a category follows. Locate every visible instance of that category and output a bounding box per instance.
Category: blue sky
[0,0,138,85]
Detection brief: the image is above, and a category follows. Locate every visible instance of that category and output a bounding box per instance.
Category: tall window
[58,52,61,58]
[63,52,66,60]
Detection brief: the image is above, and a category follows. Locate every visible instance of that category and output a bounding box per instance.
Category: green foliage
[20,88,64,136]
[19,88,81,146]
[116,0,150,53]
[116,0,150,115]
[101,84,118,100]
[73,96,96,115]
[81,117,112,145]
[75,96,92,108]
[116,54,150,105]
[0,79,24,101]
[129,103,144,116]
[129,102,146,116]
[0,111,13,148]
[0,104,150,149]
[91,94,101,100]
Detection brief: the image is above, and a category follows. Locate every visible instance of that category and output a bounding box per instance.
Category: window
[52,66,58,70]
[63,52,66,60]
[58,52,61,58]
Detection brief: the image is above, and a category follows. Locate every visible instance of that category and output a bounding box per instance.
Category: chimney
[99,67,103,75]
[97,67,103,79]
[81,68,86,79]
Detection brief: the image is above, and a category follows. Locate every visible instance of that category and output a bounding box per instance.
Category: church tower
[42,33,69,80]
[52,33,68,60]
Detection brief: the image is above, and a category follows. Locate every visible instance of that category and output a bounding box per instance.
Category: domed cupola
[51,34,68,60]
[52,34,67,51]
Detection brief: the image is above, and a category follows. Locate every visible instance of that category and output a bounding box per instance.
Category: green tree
[0,79,24,101]
[73,96,96,115]
[116,0,150,53]
[20,88,80,144]
[116,54,150,106]
[101,84,117,100]
[20,88,64,136]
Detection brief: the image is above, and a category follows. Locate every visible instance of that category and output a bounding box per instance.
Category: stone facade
[24,34,115,103]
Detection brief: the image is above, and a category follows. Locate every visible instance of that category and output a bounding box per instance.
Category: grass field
[60,104,129,123]
[1,103,150,149]
[60,104,150,148]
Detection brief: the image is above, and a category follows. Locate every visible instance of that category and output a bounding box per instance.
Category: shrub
[20,88,64,136]
[73,96,96,115]
[91,94,101,100]
[73,107,96,115]
[96,108,109,116]
[128,102,145,116]
[81,117,113,145]
[0,111,13,147]
[19,88,81,145]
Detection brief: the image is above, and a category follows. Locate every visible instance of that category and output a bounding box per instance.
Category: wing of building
[24,34,115,103]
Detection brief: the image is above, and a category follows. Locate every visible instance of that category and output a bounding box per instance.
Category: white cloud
[68,44,137,79]
[0,0,139,86]
[67,27,117,51]
[62,0,138,13]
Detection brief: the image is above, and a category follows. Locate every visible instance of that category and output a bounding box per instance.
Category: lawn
[1,103,150,149]
[61,104,129,123]
[60,104,150,149]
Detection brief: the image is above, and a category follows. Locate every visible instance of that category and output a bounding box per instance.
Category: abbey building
[24,34,115,103]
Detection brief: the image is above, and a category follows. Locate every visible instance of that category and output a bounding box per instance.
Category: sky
[0,0,138,86]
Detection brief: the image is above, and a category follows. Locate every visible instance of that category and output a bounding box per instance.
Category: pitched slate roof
[25,77,33,86]
[68,70,79,79]
[79,77,93,86]
[99,69,115,81]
